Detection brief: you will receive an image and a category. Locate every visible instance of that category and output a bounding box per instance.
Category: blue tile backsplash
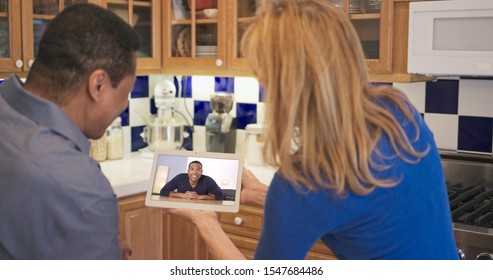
[425,79,459,114]
[236,103,257,129]
[458,116,493,153]
[130,76,149,98]
[215,77,235,93]
[121,75,493,156]
[193,100,212,126]
[181,76,192,98]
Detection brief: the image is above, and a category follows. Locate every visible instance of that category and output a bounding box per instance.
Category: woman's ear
[87,69,108,102]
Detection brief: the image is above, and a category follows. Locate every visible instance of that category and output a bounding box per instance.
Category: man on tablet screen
[160,161,224,200]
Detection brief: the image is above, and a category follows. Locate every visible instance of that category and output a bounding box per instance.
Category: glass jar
[106,117,124,160]
[89,134,107,162]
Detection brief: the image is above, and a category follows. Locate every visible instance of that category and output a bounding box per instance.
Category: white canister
[89,134,107,162]
[106,117,124,160]
[245,123,266,166]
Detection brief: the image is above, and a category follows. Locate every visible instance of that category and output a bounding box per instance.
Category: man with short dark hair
[0,4,140,259]
[160,161,224,200]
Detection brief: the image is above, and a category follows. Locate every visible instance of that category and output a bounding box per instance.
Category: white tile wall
[234,77,260,103]
[458,79,493,118]
[394,82,426,113]
[191,75,215,101]
[128,97,150,126]
[424,113,459,151]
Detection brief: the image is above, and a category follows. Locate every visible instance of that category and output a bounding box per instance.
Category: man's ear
[87,69,109,102]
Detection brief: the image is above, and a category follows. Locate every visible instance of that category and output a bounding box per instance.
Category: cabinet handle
[234,217,243,225]
[15,60,23,68]
[28,59,35,68]
[215,59,223,67]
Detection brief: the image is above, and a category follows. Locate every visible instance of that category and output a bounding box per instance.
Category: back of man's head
[26,3,140,104]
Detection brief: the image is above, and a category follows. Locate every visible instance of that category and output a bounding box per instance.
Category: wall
[124,75,493,157]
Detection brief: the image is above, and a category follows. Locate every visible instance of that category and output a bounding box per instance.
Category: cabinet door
[164,213,210,259]
[118,193,164,260]
[0,0,22,72]
[163,0,226,75]
[20,0,95,72]
[100,0,161,71]
[226,0,262,71]
[329,0,392,73]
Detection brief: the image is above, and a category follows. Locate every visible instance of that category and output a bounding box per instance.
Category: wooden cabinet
[161,0,434,82]
[118,192,209,260]
[219,204,338,260]
[332,0,434,82]
[0,0,160,77]
[163,212,211,259]
[162,0,226,76]
[338,0,393,74]
[0,1,21,73]
[0,0,97,75]
[162,0,259,77]
[100,0,162,72]
[225,0,263,76]
[372,0,433,82]
[118,193,163,260]
[118,193,336,260]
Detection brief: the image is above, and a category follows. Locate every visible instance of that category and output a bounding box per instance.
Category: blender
[205,92,236,153]
[140,80,186,151]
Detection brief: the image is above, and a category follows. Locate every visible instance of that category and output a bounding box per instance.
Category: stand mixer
[140,80,186,151]
[205,92,236,153]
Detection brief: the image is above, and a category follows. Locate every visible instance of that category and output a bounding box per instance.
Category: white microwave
[408,0,493,77]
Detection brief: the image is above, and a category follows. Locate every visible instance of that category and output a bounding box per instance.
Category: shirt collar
[1,75,90,154]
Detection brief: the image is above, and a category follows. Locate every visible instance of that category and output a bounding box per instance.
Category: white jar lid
[245,123,266,134]
[112,117,122,124]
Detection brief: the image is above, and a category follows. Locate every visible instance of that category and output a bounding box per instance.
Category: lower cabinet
[118,193,336,260]
[219,205,338,260]
[118,192,209,260]
[162,213,210,260]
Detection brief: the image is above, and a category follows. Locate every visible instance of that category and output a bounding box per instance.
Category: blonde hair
[241,0,428,195]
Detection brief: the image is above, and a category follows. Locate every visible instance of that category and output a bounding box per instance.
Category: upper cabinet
[162,0,259,77]
[0,0,432,82]
[331,0,392,74]
[162,0,227,75]
[0,1,22,73]
[101,0,162,72]
[0,0,161,77]
[330,0,432,82]
[226,0,263,75]
[0,0,97,74]
[162,0,432,82]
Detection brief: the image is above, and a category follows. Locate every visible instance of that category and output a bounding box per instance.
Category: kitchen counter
[100,152,277,198]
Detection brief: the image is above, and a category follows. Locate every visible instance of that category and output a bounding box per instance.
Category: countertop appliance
[141,80,186,151]
[408,0,493,77]
[205,92,236,153]
[440,150,493,260]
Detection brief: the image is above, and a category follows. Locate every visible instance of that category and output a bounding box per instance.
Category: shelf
[369,73,436,83]
[349,13,381,20]
[33,14,56,20]
[237,16,254,23]
[171,18,218,25]
[133,1,152,7]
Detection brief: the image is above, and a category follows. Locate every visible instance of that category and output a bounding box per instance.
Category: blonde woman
[167,0,458,260]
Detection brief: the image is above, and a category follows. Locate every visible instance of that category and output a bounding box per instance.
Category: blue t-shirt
[160,173,224,200]
[254,99,458,260]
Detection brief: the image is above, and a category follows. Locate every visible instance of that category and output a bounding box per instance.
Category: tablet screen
[145,150,244,213]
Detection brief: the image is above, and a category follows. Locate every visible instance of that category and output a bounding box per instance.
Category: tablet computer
[145,149,244,213]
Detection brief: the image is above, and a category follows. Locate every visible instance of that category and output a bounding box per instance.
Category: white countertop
[100,152,277,198]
